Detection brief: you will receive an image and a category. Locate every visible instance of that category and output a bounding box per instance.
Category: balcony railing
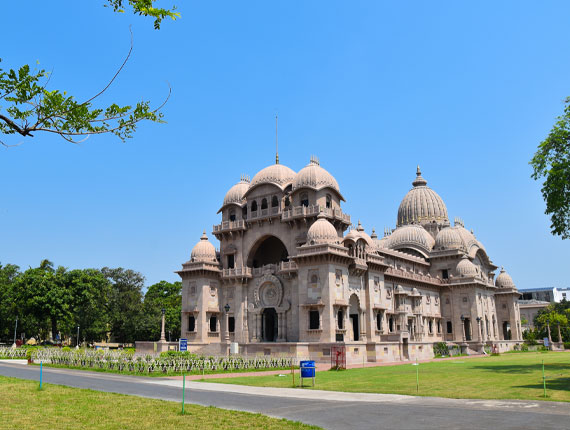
[213,219,247,234]
[222,266,252,278]
[281,205,351,224]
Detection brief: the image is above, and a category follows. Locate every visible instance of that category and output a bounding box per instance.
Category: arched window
[242,206,247,219]
[261,198,268,210]
[271,195,279,207]
[300,193,309,207]
[326,194,331,209]
[389,316,394,332]
[284,196,290,207]
[251,200,258,212]
[229,210,236,222]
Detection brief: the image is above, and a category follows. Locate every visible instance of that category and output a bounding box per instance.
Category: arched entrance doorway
[247,235,289,268]
[349,294,360,341]
[263,308,278,342]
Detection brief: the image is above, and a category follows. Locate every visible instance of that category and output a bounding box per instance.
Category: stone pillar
[256,313,263,341]
[547,323,552,345]
[224,312,230,343]
[360,309,367,342]
[160,309,166,342]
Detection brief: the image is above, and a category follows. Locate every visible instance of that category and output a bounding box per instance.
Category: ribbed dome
[293,157,341,197]
[434,225,486,256]
[306,213,339,245]
[435,227,464,250]
[397,166,448,227]
[456,255,478,277]
[495,267,515,288]
[386,224,435,254]
[249,163,296,189]
[190,231,217,262]
[222,177,250,207]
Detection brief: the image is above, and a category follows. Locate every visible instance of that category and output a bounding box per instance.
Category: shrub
[521,344,529,352]
[433,342,449,357]
[563,342,570,350]
[62,346,71,352]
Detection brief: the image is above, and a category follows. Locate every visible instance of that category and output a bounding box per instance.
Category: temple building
[177,157,523,363]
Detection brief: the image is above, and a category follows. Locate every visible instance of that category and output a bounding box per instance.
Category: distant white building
[519,287,570,303]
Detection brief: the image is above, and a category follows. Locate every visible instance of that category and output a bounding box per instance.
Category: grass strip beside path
[205,351,570,402]
[0,375,320,430]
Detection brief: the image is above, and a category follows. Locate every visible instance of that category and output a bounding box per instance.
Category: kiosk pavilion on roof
[177,157,522,363]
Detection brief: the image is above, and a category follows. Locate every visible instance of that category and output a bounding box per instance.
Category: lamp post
[160,308,166,342]
[476,316,482,342]
[12,317,18,348]
[224,304,230,343]
[76,325,80,349]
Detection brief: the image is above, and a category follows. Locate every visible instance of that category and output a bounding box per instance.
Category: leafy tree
[0,1,178,147]
[102,267,145,343]
[0,263,20,341]
[534,301,570,343]
[139,280,181,341]
[530,97,570,239]
[64,269,112,343]
[13,260,72,341]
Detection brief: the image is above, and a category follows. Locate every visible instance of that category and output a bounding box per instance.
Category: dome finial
[201,230,208,240]
[412,165,428,187]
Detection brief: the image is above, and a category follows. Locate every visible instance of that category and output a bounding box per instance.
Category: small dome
[343,221,374,247]
[190,231,217,262]
[386,224,435,255]
[435,226,463,250]
[222,177,250,207]
[306,213,339,245]
[495,267,515,288]
[249,163,296,190]
[397,166,449,227]
[456,255,478,277]
[293,156,343,199]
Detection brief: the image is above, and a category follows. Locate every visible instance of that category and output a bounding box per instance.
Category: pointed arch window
[326,194,332,209]
[261,198,268,210]
[271,195,279,207]
[251,200,258,212]
[300,193,309,207]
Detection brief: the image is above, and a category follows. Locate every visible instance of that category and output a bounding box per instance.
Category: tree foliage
[530,97,570,239]
[0,1,178,146]
[105,0,180,29]
[0,260,180,345]
[531,300,570,343]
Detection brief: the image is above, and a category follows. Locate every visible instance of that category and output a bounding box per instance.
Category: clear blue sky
[1,1,569,290]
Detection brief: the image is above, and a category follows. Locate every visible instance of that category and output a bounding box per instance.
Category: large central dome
[249,163,296,190]
[397,166,448,227]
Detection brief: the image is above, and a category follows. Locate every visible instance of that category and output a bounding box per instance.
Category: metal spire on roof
[275,114,279,165]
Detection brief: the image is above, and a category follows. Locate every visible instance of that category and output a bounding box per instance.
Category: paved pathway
[1,362,568,430]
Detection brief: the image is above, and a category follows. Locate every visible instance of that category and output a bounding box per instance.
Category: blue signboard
[179,338,188,352]
[543,337,549,347]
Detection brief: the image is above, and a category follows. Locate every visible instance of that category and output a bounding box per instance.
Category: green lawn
[206,351,570,402]
[0,376,320,430]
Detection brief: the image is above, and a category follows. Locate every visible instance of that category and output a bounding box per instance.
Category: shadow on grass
[515,377,570,392]
[470,363,570,374]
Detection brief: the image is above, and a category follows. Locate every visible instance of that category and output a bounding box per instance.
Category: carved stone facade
[177,158,523,363]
